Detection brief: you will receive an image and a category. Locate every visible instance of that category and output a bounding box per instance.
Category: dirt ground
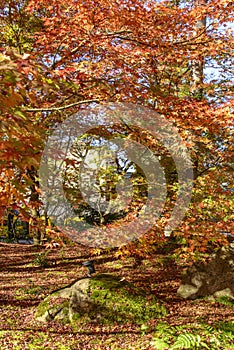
[0,242,233,349]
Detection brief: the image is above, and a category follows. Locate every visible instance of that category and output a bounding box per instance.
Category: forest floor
[0,242,233,350]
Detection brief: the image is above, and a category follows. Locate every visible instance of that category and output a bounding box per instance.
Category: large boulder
[177,243,234,299]
[36,273,167,324]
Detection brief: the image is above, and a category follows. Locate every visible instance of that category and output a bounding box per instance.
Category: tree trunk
[27,165,44,244]
[7,210,15,240]
[190,0,207,100]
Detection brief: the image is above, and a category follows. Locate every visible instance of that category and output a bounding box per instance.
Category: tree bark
[190,0,207,100]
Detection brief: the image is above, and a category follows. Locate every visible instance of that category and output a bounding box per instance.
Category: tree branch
[50,30,132,69]
[23,99,100,112]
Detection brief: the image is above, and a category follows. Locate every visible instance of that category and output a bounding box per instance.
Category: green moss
[87,274,167,324]
[71,312,92,325]
[36,274,167,326]
[55,303,70,323]
[216,296,234,307]
[36,299,50,318]
[36,297,70,320]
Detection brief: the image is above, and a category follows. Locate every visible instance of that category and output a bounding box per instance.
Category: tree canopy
[0,0,233,256]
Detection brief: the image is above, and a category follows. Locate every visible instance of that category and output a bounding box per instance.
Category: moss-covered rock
[36,273,167,325]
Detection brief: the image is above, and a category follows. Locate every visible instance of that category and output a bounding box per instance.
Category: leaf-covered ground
[0,242,233,349]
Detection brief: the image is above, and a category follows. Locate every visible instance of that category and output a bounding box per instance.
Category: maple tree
[0,0,233,255]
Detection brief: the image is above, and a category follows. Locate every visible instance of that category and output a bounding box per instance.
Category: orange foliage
[0,0,233,257]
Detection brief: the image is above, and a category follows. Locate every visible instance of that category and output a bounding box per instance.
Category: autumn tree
[0,0,233,253]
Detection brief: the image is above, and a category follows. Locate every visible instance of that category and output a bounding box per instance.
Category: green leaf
[14,110,27,120]
[151,337,169,350]
[172,333,201,349]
